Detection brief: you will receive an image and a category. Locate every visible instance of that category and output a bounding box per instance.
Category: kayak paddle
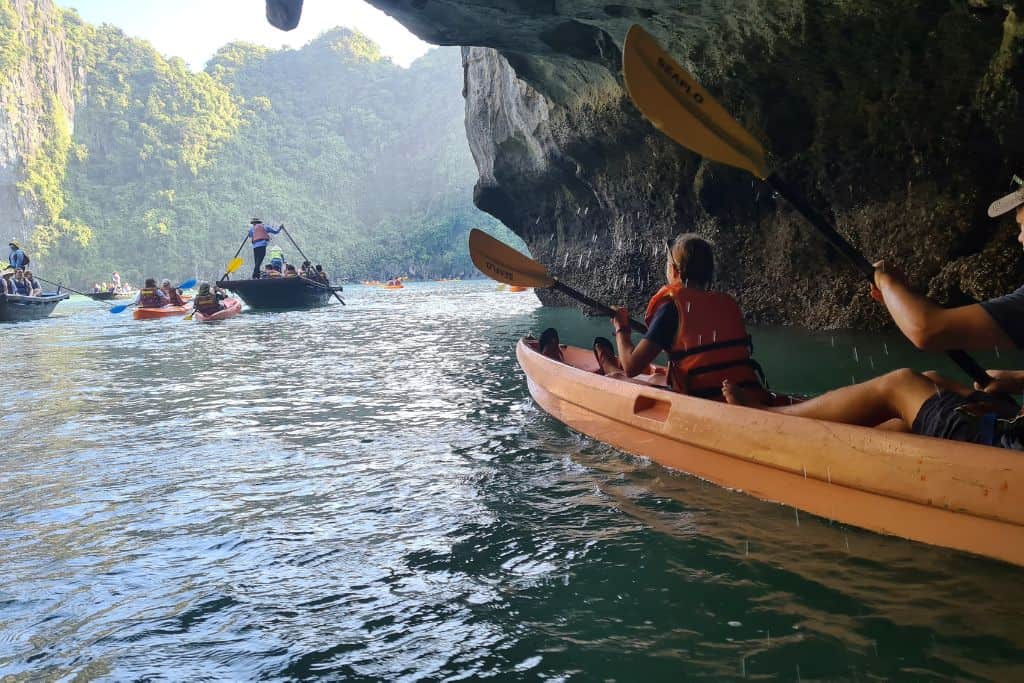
[468,228,647,333]
[110,278,196,314]
[621,24,994,388]
[220,236,250,281]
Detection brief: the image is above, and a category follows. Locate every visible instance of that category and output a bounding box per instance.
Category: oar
[621,24,994,388]
[220,236,250,281]
[110,278,196,314]
[32,276,104,302]
[279,225,345,305]
[469,229,647,333]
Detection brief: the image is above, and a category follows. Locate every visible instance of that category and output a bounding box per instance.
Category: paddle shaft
[221,236,250,280]
[32,276,92,299]
[280,226,345,305]
[767,174,993,388]
[552,281,647,333]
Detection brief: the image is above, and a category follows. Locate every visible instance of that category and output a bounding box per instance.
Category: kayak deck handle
[633,395,671,422]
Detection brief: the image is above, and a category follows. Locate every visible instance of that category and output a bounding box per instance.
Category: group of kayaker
[245,218,331,284]
[538,182,1024,452]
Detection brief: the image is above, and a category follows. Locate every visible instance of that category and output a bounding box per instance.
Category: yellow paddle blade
[184,311,195,321]
[225,257,244,275]
[468,229,554,288]
[622,24,770,180]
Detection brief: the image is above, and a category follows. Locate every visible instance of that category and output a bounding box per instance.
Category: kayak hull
[0,292,69,322]
[382,284,404,290]
[516,339,1024,566]
[194,298,242,322]
[133,305,189,320]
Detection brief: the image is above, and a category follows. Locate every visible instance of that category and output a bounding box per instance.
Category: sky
[56,0,434,68]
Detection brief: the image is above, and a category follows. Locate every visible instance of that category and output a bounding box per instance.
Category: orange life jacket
[251,223,269,242]
[139,287,165,308]
[644,283,766,400]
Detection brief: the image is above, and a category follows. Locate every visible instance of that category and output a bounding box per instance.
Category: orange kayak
[382,284,404,290]
[517,339,1024,566]
[508,285,528,292]
[133,305,190,320]
[193,298,242,322]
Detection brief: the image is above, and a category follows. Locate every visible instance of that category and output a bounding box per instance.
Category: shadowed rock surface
[283,0,1022,329]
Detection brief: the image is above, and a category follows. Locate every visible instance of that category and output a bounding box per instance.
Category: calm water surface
[3,281,1024,680]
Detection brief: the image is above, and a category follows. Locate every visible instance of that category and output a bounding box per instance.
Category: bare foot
[722,380,767,407]
[593,337,624,377]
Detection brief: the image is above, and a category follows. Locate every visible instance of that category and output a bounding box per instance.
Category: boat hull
[88,291,132,301]
[0,292,69,322]
[217,277,337,310]
[194,298,242,322]
[133,305,189,320]
[516,339,1024,566]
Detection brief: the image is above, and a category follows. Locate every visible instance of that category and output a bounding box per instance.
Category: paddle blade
[622,24,770,180]
[176,278,197,290]
[110,304,130,314]
[224,257,244,275]
[468,229,554,288]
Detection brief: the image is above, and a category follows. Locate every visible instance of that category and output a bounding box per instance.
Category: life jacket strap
[667,335,752,361]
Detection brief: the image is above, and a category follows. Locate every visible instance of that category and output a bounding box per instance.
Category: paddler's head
[198,281,211,295]
[665,233,714,289]
[8,241,17,250]
[988,176,1024,248]
[144,278,157,288]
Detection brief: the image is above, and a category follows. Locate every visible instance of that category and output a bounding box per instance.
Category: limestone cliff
[272,0,1024,328]
[0,0,83,245]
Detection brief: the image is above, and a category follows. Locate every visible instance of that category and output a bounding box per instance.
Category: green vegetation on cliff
[4,1,509,285]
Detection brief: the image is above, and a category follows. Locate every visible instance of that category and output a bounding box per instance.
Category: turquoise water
[2,281,1023,680]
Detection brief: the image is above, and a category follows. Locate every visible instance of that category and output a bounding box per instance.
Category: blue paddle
[110,278,197,314]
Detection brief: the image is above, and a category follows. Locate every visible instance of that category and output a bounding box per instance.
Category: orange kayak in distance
[516,338,1024,566]
[508,285,529,292]
[193,298,242,322]
[382,284,404,290]
[133,305,190,320]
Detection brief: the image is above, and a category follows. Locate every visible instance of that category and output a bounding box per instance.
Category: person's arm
[976,369,1024,394]
[873,262,1014,352]
[611,308,663,377]
[268,224,284,234]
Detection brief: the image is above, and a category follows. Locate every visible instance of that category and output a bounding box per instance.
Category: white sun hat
[988,175,1024,217]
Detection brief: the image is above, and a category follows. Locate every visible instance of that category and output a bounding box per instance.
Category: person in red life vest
[248,218,284,279]
[137,278,169,308]
[596,233,768,400]
[160,279,186,305]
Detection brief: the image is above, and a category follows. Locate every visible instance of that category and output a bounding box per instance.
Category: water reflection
[1,283,1022,680]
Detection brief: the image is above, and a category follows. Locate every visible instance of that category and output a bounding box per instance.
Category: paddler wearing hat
[246,218,284,279]
[7,240,28,271]
[723,178,1024,450]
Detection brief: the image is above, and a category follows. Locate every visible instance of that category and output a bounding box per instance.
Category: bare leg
[725,369,938,428]
[594,342,625,377]
[922,370,972,397]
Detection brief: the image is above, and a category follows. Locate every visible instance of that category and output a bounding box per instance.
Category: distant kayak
[508,285,529,293]
[87,291,133,301]
[133,305,189,320]
[382,284,404,290]
[193,298,242,322]
[517,338,1024,566]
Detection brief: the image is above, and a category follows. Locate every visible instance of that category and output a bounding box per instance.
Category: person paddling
[137,278,169,308]
[192,281,226,316]
[160,279,186,306]
[247,219,283,279]
[724,184,1024,450]
[597,233,768,400]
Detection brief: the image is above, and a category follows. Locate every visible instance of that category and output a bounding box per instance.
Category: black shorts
[912,391,1022,449]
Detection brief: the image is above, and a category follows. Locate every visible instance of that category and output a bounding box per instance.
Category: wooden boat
[216,277,339,310]
[193,298,242,322]
[87,291,133,301]
[516,338,1024,566]
[0,291,70,322]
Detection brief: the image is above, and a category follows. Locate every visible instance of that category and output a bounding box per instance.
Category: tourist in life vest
[23,270,41,296]
[7,241,28,271]
[596,233,768,400]
[248,219,284,279]
[137,278,169,308]
[0,271,10,294]
[723,181,1024,450]
[160,279,186,306]
[192,281,226,316]
[10,269,32,296]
